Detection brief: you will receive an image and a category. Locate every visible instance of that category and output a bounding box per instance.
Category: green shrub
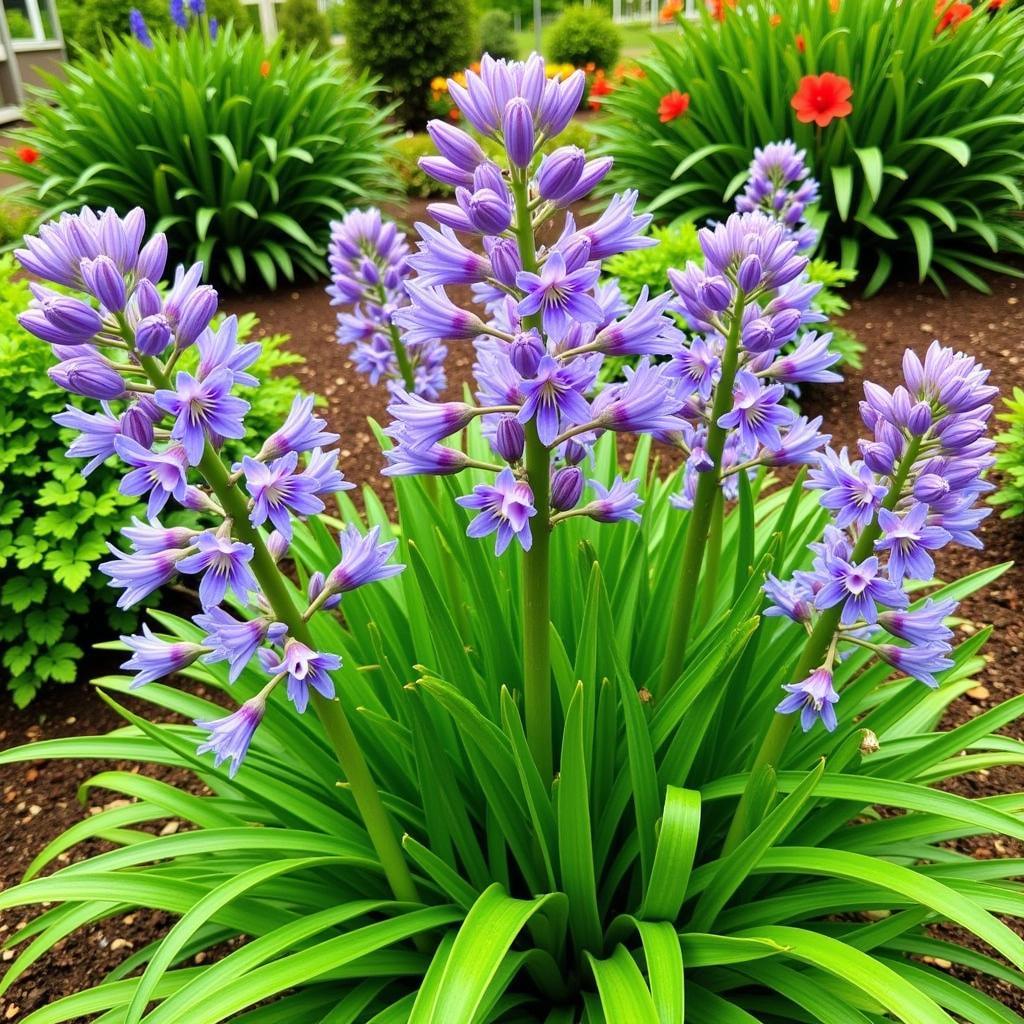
[0,253,304,706]
[278,0,331,55]
[992,387,1024,518]
[599,0,1024,294]
[479,7,517,59]
[547,3,621,70]
[1,25,397,290]
[342,0,475,128]
[72,0,169,51]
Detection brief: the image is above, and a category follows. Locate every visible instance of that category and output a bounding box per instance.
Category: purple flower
[764,332,841,385]
[876,642,954,689]
[425,119,485,171]
[516,251,603,341]
[122,517,198,553]
[814,555,908,626]
[154,368,250,465]
[503,97,535,167]
[100,543,187,608]
[324,524,404,594]
[718,371,793,451]
[49,356,125,400]
[575,191,654,261]
[54,403,122,475]
[409,223,490,286]
[593,288,682,357]
[381,440,472,477]
[170,0,187,28]
[387,392,479,449]
[776,667,839,732]
[536,146,586,202]
[550,466,584,511]
[177,531,257,608]
[494,415,526,462]
[517,355,595,446]
[115,437,190,518]
[667,337,720,400]
[196,695,266,777]
[303,447,351,497]
[808,448,888,530]
[260,395,339,461]
[163,263,218,348]
[581,476,642,524]
[80,255,127,312]
[195,607,283,682]
[455,467,536,555]
[197,315,261,387]
[258,640,340,713]
[875,504,952,583]
[763,415,829,467]
[392,283,487,345]
[593,360,686,436]
[878,597,957,646]
[242,451,325,539]
[121,624,206,688]
[129,7,153,45]
[698,211,806,293]
[764,573,814,623]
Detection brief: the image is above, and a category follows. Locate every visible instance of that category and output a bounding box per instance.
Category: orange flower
[989,0,1007,8]
[15,145,39,164]
[659,0,682,21]
[769,12,782,26]
[795,33,806,52]
[448,107,460,121]
[708,0,736,20]
[588,71,614,110]
[790,72,853,127]
[829,0,840,11]
[259,59,271,77]
[935,0,971,31]
[658,90,690,123]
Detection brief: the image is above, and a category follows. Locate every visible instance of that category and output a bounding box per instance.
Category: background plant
[992,386,1024,518]
[341,0,476,128]
[547,3,622,70]
[478,8,518,60]
[599,0,1024,294]
[1,25,397,290]
[277,0,330,55]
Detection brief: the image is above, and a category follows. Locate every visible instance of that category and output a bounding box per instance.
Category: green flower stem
[720,434,924,857]
[377,284,416,393]
[137,353,420,906]
[511,172,553,782]
[657,299,745,698]
[697,489,725,631]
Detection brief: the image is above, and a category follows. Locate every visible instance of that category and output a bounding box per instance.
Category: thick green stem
[719,435,924,856]
[138,354,420,905]
[697,489,725,632]
[657,302,745,697]
[386,316,417,393]
[510,173,553,781]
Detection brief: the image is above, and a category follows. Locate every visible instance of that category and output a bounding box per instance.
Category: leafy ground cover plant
[2,55,1021,1023]
[0,21,396,290]
[599,0,1024,295]
[992,386,1024,517]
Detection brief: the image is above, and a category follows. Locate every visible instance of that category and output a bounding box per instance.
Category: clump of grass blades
[1,25,398,290]
[1,423,1022,1023]
[597,0,1024,296]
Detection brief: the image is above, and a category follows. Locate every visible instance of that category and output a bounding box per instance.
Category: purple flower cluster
[375,54,698,552]
[766,341,995,731]
[735,140,820,252]
[17,206,404,777]
[131,0,216,45]
[327,208,447,399]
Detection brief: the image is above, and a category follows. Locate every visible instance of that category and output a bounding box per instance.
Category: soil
[3,227,1024,1018]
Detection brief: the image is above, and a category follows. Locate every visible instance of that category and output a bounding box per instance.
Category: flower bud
[550,466,584,511]
[426,119,484,172]
[119,403,155,447]
[135,313,173,356]
[509,331,544,378]
[19,309,81,346]
[267,530,290,562]
[81,255,127,312]
[536,146,585,202]
[559,235,592,273]
[697,275,732,313]
[913,473,950,503]
[502,97,535,168]
[494,414,525,462]
[467,188,512,234]
[308,570,341,610]
[742,317,777,354]
[418,156,475,189]
[907,401,932,436]
[50,356,125,399]
[537,70,585,136]
[559,157,613,205]
[174,286,218,348]
[737,254,764,293]
[488,237,522,288]
[563,439,587,466]
[472,161,506,196]
[860,440,896,475]
[134,278,163,318]
[136,233,168,283]
[359,257,380,286]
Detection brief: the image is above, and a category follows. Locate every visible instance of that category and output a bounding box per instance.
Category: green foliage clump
[599,0,1024,294]
[342,0,476,128]
[278,0,331,55]
[0,255,305,706]
[992,387,1024,518]
[547,4,621,70]
[2,25,397,290]
[479,8,517,60]
[72,0,169,52]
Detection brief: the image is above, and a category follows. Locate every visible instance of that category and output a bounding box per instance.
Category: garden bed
[2,264,1024,1019]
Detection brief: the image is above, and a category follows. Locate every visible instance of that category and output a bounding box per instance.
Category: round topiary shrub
[547,4,621,70]
[479,8,517,60]
[342,0,475,129]
[278,0,331,53]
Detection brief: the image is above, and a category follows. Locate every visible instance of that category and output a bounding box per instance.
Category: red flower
[795,32,806,52]
[708,0,736,21]
[790,72,853,127]
[259,59,271,77]
[989,0,1007,8]
[15,145,39,164]
[658,90,690,123]
[588,71,613,110]
[935,1,971,31]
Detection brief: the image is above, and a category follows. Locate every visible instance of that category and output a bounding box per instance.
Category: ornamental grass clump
[599,0,1024,294]
[1,21,397,290]
[3,54,1024,1024]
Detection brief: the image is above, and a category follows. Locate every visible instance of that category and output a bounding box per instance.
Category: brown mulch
[3,246,1024,1018]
